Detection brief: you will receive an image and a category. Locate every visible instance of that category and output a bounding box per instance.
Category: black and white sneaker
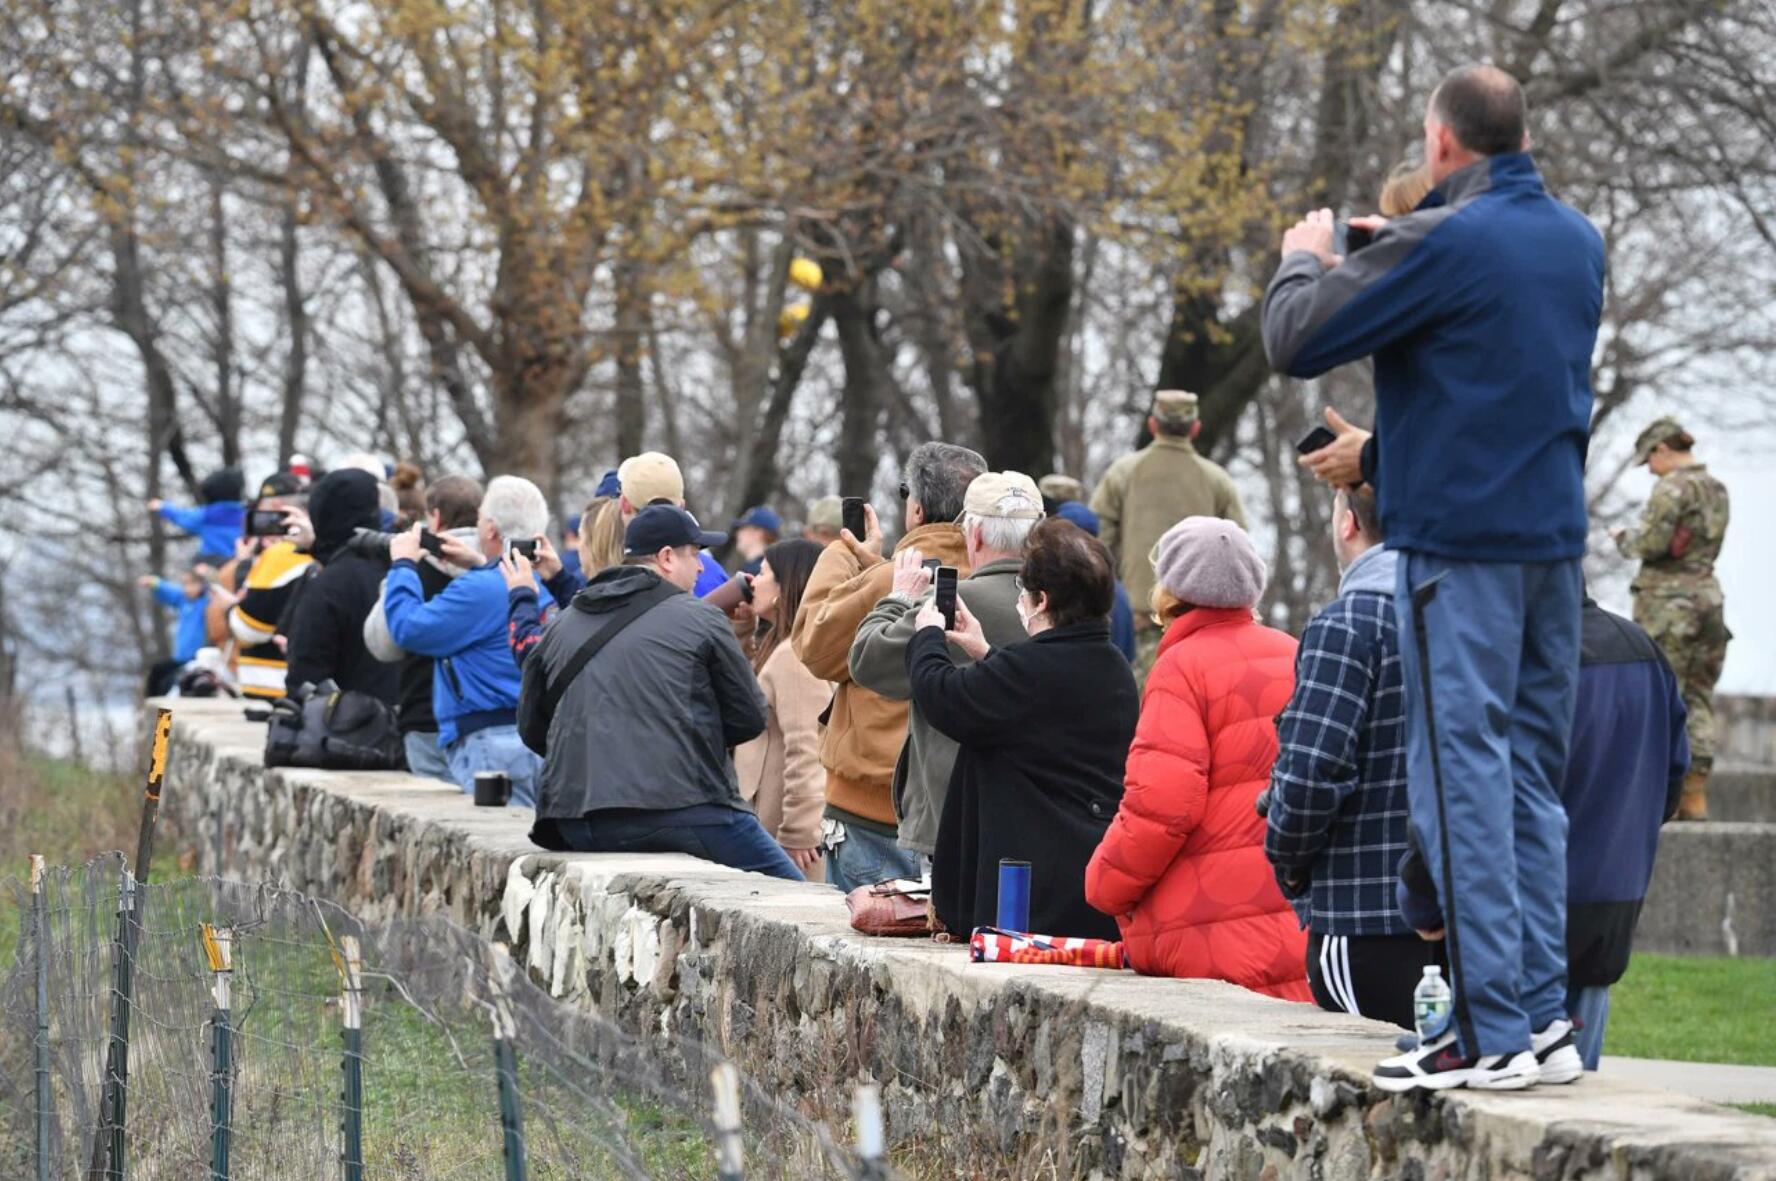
[1532,1019,1584,1085]
[1373,1032,1542,1093]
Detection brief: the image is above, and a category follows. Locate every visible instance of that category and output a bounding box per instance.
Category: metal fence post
[853,1083,887,1181]
[488,944,527,1181]
[203,926,234,1181]
[710,1061,744,1181]
[338,934,365,1181]
[31,855,51,1181]
[86,706,171,1181]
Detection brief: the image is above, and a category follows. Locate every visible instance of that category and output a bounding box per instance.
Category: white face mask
[1015,592,1040,634]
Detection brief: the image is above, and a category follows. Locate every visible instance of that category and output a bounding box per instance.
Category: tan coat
[733,643,832,849]
[1090,435,1246,629]
[790,523,971,825]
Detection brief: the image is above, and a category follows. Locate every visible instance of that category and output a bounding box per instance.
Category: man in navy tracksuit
[1263,65,1606,1091]
[1399,598,1689,1069]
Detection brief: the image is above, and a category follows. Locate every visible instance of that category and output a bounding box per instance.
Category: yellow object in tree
[777,302,811,338]
[788,258,824,291]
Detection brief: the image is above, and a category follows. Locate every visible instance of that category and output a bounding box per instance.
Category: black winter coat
[285,551,399,704]
[908,620,1138,941]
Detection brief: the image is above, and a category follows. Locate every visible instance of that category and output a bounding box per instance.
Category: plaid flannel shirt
[1264,578,1410,936]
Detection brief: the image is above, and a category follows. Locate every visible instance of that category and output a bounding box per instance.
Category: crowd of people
[137,64,1730,1097]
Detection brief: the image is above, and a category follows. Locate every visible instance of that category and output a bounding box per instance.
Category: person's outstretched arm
[904,626,1026,747]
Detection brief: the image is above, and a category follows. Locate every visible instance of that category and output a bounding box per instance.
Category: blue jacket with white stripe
[1262,152,1606,563]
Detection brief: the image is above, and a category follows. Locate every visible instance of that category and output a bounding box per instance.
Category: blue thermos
[996,859,1031,931]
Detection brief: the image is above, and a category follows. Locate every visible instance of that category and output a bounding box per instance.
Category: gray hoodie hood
[1338,544,1398,597]
[573,563,683,614]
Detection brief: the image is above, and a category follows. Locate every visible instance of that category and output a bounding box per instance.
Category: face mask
[1016,594,1040,634]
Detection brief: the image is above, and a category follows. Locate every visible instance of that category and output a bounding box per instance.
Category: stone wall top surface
[154,698,1776,1180]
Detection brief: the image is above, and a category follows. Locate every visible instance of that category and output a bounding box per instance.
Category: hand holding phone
[246,509,288,538]
[933,566,959,630]
[507,537,540,561]
[841,497,868,540]
[1296,425,1338,456]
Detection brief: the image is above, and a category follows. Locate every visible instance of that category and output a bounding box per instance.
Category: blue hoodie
[157,502,245,560]
[383,560,553,745]
[152,579,211,663]
[1263,153,1606,562]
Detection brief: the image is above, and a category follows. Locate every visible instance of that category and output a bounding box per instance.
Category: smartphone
[1333,220,1374,257]
[246,509,287,537]
[933,566,959,630]
[419,530,445,558]
[841,496,868,539]
[507,537,539,561]
[1296,425,1338,456]
[921,557,942,577]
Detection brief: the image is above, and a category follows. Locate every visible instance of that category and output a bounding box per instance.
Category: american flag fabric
[969,927,1127,968]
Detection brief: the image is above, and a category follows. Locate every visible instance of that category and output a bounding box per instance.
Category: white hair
[964,512,1038,557]
[480,475,549,543]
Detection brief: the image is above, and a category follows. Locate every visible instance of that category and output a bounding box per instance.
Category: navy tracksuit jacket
[1263,152,1607,1058]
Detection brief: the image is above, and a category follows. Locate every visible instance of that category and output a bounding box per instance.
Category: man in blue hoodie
[1263,65,1606,1091]
[384,475,553,807]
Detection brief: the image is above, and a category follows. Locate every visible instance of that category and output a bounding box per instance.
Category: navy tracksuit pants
[1395,552,1580,1058]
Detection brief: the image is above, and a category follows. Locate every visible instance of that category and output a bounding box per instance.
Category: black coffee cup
[473,771,511,807]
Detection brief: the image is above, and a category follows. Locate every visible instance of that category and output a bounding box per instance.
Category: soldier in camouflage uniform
[1614,416,1730,820]
[1090,390,1248,685]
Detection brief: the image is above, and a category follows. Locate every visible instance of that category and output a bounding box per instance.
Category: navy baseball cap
[731,505,783,534]
[623,505,726,557]
[594,469,621,498]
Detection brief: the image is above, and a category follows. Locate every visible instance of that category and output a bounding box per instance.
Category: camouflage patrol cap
[1038,474,1085,503]
[1150,389,1199,427]
[1632,416,1686,465]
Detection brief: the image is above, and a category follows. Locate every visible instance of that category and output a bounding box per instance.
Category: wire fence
[0,854,894,1180]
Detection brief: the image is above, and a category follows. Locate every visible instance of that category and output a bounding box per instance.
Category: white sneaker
[1532,1019,1584,1085]
[1374,1032,1542,1093]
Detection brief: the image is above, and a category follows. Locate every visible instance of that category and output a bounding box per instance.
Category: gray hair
[963,512,1039,557]
[904,442,987,524]
[480,475,549,543]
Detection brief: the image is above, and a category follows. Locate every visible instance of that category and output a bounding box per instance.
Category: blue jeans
[549,805,803,881]
[403,731,453,782]
[825,824,920,893]
[1396,552,1580,1059]
[1568,984,1610,1070]
[444,724,542,809]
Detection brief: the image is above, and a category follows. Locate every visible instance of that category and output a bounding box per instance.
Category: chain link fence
[0,854,892,1180]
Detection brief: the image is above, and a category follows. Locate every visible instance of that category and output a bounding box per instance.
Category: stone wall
[157,700,1776,1180]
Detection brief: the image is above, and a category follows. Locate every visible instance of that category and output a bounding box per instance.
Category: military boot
[1676,770,1709,821]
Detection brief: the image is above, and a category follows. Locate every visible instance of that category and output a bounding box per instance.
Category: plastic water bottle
[1413,965,1452,1046]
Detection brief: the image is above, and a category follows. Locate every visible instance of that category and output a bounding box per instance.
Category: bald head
[1425,64,1527,183]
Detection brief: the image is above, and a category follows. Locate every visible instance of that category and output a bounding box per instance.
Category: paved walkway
[1603,1057,1776,1105]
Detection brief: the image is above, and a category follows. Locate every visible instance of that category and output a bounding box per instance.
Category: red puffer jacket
[1086,607,1311,1000]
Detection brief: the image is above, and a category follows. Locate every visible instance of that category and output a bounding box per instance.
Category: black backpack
[265,680,406,772]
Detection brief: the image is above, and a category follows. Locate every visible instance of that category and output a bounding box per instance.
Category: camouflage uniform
[1615,418,1730,814]
[1090,390,1247,685]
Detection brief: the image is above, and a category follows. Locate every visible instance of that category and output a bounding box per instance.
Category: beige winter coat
[733,643,833,849]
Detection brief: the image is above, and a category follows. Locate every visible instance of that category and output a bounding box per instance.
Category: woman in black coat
[907,518,1139,940]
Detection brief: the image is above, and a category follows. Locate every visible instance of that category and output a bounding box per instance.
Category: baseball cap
[1150,389,1200,427]
[963,471,1044,520]
[731,505,783,533]
[1632,416,1685,465]
[806,496,843,530]
[257,472,303,500]
[1054,500,1101,537]
[623,504,726,557]
[594,468,621,498]
[618,452,685,507]
[1038,474,1085,503]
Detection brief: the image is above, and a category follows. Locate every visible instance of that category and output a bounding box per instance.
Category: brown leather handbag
[845,880,936,938]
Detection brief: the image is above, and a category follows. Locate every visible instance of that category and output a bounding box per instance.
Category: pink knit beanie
[1152,516,1267,609]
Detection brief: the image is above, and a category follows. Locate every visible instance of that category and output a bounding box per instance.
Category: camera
[508,537,539,561]
[346,528,445,561]
[246,509,289,538]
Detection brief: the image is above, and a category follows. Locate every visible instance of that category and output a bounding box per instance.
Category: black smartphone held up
[419,530,445,558]
[1333,220,1375,257]
[841,496,868,539]
[508,537,539,561]
[933,566,959,630]
[1296,425,1338,456]
[246,509,287,537]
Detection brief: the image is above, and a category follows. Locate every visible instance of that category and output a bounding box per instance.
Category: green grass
[1606,954,1776,1066]
[1736,1103,1776,1119]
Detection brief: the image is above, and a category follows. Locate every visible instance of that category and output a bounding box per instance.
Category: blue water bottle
[996,859,1031,931]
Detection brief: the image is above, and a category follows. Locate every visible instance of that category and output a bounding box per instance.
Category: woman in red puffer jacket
[1087,517,1310,1001]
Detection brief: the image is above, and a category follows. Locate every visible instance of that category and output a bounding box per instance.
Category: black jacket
[908,620,1138,940]
[392,557,453,735]
[284,471,397,704]
[518,565,767,839]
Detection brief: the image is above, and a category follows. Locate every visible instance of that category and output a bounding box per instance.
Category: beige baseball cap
[617,452,685,507]
[1150,389,1200,427]
[805,495,844,529]
[964,471,1044,520]
[1038,474,1085,503]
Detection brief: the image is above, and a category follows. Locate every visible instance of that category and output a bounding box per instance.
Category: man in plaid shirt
[1265,485,1441,1030]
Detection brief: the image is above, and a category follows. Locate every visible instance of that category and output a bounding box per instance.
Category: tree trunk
[965,216,1074,475]
[613,250,647,460]
[277,200,308,467]
[829,279,888,500]
[731,300,830,518]
[208,176,241,467]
